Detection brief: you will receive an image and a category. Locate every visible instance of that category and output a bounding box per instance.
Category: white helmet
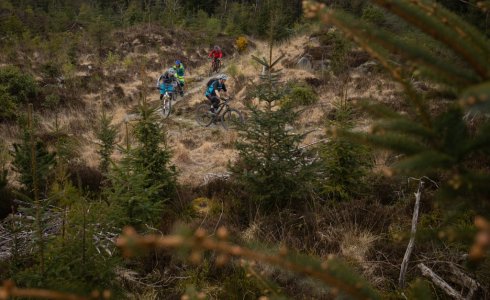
[218,74,228,80]
[168,68,176,75]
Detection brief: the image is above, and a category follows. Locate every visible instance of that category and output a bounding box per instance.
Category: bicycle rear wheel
[162,97,172,118]
[195,104,214,127]
[221,108,243,130]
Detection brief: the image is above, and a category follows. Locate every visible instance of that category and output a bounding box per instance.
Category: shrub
[42,94,60,111]
[361,5,386,27]
[283,84,319,108]
[235,36,248,53]
[0,86,17,121]
[0,67,39,120]
[103,51,121,76]
[40,62,62,83]
[0,15,26,38]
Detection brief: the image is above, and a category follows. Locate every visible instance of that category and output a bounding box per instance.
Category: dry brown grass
[340,229,379,263]
[173,142,193,164]
[1,30,404,190]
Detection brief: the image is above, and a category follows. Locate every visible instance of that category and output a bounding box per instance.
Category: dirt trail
[114,36,330,184]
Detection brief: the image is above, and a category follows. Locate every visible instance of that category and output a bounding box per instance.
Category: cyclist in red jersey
[209,45,223,59]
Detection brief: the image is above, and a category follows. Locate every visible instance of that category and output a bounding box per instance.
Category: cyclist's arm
[213,82,222,98]
[220,83,228,97]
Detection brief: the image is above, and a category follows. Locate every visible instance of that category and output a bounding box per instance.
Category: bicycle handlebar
[220,96,233,102]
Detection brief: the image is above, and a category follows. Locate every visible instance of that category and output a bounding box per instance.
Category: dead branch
[398,180,424,288]
[0,206,118,263]
[417,263,464,300]
[202,172,231,186]
[447,263,480,299]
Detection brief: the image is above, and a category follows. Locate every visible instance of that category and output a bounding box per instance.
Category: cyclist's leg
[206,95,219,112]
[159,84,165,100]
[166,83,175,95]
[178,78,184,96]
[212,96,220,111]
[213,58,218,71]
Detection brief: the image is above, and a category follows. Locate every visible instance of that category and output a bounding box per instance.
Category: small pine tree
[231,48,317,211]
[96,111,117,175]
[320,103,372,201]
[105,103,176,226]
[131,103,176,200]
[105,147,164,226]
[11,117,56,199]
[232,102,316,210]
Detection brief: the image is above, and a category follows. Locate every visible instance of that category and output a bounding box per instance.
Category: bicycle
[209,58,222,76]
[157,84,177,118]
[195,97,244,130]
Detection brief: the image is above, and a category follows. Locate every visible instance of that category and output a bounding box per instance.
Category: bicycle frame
[211,58,221,70]
[213,98,231,118]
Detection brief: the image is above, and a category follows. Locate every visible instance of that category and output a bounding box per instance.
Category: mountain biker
[156,68,179,100]
[205,74,228,113]
[208,45,223,68]
[173,60,185,96]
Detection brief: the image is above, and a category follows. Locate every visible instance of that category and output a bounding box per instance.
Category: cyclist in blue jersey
[156,68,179,100]
[205,74,228,113]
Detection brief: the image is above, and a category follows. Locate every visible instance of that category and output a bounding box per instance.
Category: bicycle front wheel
[162,97,172,118]
[195,104,214,127]
[221,109,243,130]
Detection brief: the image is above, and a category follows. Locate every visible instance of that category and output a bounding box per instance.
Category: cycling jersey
[157,71,178,94]
[173,64,185,80]
[205,80,227,97]
[209,49,223,59]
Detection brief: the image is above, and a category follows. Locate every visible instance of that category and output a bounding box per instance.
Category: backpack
[207,78,217,87]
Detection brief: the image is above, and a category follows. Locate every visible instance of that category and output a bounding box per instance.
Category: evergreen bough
[305,0,490,255]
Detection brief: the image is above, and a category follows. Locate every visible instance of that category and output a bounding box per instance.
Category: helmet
[218,74,228,80]
[175,60,181,65]
[168,68,176,75]
[214,45,220,51]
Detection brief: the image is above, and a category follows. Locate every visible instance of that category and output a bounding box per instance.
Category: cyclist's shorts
[159,83,174,94]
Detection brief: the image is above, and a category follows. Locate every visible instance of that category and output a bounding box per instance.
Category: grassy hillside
[1,0,490,299]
